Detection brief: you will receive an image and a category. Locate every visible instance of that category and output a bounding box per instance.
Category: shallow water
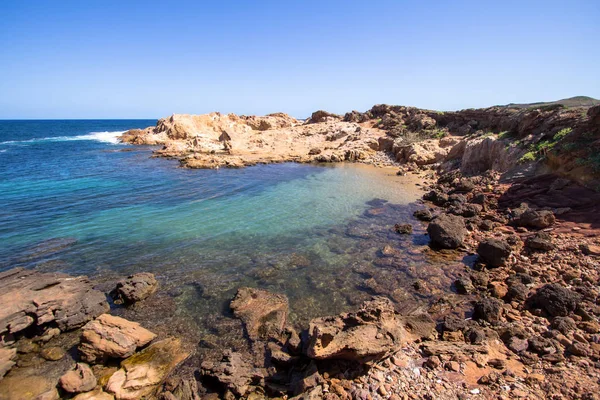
[0,120,467,351]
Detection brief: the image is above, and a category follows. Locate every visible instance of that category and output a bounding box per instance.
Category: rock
[489,281,508,299]
[507,337,529,353]
[0,347,16,379]
[551,316,577,334]
[454,277,474,294]
[528,336,555,355]
[526,232,555,251]
[112,273,158,304]
[305,297,405,362]
[40,346,65,361]
[527,284,582,317]
[477,239,512,267]
[73,388,115,400]
[580,244,600,256]
[505,282,529,302]
[461,204,483,217]
[200,351,264,397]
[79,314,157,363]
[106,338,189,400]
[473,297,503,325]
[514,209,556,229]
[427,214,467,249]
[413,209,433,221]
[442,315,467,332]
[568,342,590,357]
[230,287,288,341]
[454,178,476,193]
[0,268,109,336]
[479,219,494,231]
[0,374,57,400]
[308,110,340,123]
[59,363,97,394]
[423,190,449,207]
[394,224,412,234]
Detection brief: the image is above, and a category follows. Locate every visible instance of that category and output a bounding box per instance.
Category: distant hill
[500,96,600,109]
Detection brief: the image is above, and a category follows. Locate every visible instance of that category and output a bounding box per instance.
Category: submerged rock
[112,273,158,304]
[79,314,157,363]
[305,297,405,362]
[230,287,288,341]
[106,338,189,400]
[0,268,109,336]
[427,214,467,249]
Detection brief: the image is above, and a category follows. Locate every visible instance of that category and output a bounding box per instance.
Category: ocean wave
[0,131,126,145]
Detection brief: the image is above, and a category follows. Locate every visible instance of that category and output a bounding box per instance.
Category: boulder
[200,351,264,397]
[305,297,405,362]
[73,388,114,400]
[427,214,467,249]
[112,273,158,304]
[514,209,555,229]
[230,288,288,341]
[527,284,582,317]
[59,363,97,394]
[423,190,449,206]
[79,314,157,363]
[308,110,340,123]
[413,209,433,221]
[526,232,555,251]
[477,239,512,267]
[394,224,413,234]
[106,338,189,400]
[473,297,503,325]
[0,268,109,336]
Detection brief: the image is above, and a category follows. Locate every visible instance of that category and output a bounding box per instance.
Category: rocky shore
[1,99,599,399]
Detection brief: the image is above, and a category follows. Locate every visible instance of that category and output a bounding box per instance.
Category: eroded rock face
[305,297,405,362]
[426,214,467,249]
[59,363,97,394]
[230,287,288,341]
[106,338,189,400]
[0,268,109,336]
[200,350,265,397]
[112,273,158,304]
[79,314,157,363]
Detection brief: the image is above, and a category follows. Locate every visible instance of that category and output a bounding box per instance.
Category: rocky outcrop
[230,287,288,341]
[426,213,467,249]
[112,273,158,304]
[0,268,109,336]
[59,363,97,394]
[305,297,405,362]
[79,314,157,363]
[457,136,523,175]
[106,338,189,400]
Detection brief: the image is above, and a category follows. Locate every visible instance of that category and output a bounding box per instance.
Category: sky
[0,0,598,119]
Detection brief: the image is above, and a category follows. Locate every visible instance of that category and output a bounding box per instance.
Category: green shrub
[519,151,537,163]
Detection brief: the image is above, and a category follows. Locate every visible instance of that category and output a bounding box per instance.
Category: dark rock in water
[473,297,503,325]
[427,214,467,249]
[0,267,109,336]
[394,223,413,234]
[454,277,474,294]
[423,190,449,206]
[526,232,555,251]
[477,239,512,267]
[513,208,555,229]
[106,338,189,399]
[527,284,582,317]
[112,272,159,304]
[230,287,288,342]
[413,209,433,221]
[200,350,265,397]
[18,237,78,261]
[305,297,405,362]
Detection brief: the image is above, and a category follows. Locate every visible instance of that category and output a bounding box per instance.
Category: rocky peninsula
[1,97,600,399]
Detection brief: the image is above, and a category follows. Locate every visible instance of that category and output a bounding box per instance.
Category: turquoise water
[0,120,465,345]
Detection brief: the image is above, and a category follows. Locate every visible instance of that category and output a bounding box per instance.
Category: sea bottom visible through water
[0,121,469,356]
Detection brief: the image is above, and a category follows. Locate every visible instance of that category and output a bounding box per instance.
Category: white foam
[0,131,126,145]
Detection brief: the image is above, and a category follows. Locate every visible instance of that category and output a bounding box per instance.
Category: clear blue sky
[1,0,598,119]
